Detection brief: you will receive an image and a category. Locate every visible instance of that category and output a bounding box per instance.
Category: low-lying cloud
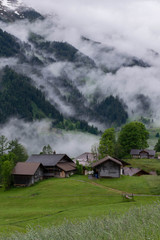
[0,119,99,157]
[1,0,160,130]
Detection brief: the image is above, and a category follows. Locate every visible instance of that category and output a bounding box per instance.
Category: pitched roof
[149,171,157,176]
[130,149,155,156]
[123,167,148,176]
[12,162,41,176]
[116,158,130,166]
[57,163,76,172]
[92,156,122,168]
[26,154,69,166]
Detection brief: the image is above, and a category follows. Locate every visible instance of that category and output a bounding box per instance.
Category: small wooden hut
[92,156,122,178]
[12,162,44,186]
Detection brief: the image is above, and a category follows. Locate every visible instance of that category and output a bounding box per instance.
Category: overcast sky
[22,0,160,56]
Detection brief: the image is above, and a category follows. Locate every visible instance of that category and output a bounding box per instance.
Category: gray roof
[123,167,148,176]
[26,154,69,166]
[130,149,155,156]
[92,156,122,168]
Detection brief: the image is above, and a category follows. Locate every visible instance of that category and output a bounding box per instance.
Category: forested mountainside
[0,26,129,129]
[0,67,99,134]
[0,0,152,133]
[0,29,20,57]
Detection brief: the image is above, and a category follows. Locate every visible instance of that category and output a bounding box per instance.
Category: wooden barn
[130,149,155,159]
[92,156,122,178]
[12,162,44,186]
[26,154,76,178]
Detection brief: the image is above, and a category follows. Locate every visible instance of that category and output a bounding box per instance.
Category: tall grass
[2,202,160,240]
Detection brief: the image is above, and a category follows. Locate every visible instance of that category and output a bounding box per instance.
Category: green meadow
[0,174,160,237]
[125,158,160,172]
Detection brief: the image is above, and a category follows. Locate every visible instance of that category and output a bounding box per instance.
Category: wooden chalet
[92,156,122,178]
[130,149,155,159]
[12,162,44,186]
[26,154,76,178]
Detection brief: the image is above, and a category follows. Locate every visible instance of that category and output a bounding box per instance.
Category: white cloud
[0,118,99,157]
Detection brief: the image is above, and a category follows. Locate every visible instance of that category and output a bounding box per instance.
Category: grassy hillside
[94,175,160,194]
[0,175,159,236]
[125,158,160,172]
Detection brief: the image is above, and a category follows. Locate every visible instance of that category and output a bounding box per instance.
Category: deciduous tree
[98,128,116,159]
[9,139,28,163]
[154,138,160,152]
[118,121,149,157]
[41,144,53,154]
[1,159,14,190]
[0,135,10,156]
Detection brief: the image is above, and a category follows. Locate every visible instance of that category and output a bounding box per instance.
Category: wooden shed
[92,156,122,178]
[12,162,44,186]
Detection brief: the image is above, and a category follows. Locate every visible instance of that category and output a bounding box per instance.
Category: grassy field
[2,202,160,240]
[94,175,160,194]
[0,175,159,236]
[89,158,160,194]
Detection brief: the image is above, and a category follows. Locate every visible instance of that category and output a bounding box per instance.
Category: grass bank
[0,176,159,235]
[94,175,160,195]
[125,158,160,172]
[2,202,160,240]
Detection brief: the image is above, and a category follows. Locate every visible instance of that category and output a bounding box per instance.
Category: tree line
[0,136,28,190]
[97,121,150,159]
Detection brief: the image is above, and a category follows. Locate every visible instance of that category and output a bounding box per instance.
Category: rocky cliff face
[0,0,43,22]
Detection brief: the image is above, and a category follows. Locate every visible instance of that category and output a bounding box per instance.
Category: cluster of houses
[12,149,157,187]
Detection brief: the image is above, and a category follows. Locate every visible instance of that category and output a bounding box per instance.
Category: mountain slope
[0,1,152,130]
[0,0,44,22]
[0,28,20,57]
[0,67,99,134]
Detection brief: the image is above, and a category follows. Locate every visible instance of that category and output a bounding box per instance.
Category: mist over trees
[0,67,99,135]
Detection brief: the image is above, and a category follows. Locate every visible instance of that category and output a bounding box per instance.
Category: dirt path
[71,179,160,197]
[89,181,160,197]
[71,179,127,194]
[89,181,124,194]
